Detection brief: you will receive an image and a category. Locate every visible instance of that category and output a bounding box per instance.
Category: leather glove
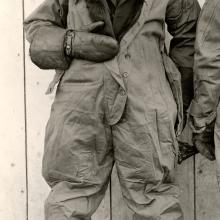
[66,21,119,62]
[178,142,198,164]
[178,122,199,164]
[193,121,215,161]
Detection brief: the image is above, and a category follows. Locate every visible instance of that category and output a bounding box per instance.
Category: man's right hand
[193,121,215,161]
[70,22,119,62]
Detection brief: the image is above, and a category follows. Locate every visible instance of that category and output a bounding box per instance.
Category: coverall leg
[43,70,114,220]
[42,65,183,219]
[112,59,183,220]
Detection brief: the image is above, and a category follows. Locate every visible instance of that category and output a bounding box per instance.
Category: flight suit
[188,0,220,186]
[24,0,200,219]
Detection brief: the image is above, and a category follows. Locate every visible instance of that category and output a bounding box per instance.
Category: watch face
[65,32,74,56]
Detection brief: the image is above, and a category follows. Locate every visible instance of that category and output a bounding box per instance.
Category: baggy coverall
[24,0,200,219]
[188,0,220,186]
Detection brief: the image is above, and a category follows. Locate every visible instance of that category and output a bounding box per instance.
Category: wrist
[64,30,75,57]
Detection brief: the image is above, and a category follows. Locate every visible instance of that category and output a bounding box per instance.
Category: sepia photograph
[1,0,220,219]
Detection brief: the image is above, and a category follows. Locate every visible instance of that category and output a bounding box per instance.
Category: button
[121,39,127,46]
[120,118,127,123]
[120,89,126,96]
[125,54,130,59]
[122,72,129,78]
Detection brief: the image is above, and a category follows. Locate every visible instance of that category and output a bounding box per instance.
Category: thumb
[79,21,105,32]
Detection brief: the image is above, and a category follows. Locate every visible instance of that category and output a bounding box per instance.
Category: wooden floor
[1,0,220,219]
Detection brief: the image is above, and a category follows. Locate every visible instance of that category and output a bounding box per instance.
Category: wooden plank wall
[1,0,220,220]
[0,1,26,220]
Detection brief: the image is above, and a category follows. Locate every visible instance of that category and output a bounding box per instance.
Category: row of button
[122,72,128,78]
[120,71,128,96]
[120,88,126,96]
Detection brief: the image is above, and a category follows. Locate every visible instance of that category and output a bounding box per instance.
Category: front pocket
[52,81,104,115]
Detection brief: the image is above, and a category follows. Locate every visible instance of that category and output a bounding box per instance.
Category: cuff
[30,26,71,70]
[188,99,216,132]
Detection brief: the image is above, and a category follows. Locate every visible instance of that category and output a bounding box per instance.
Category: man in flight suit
[24,0,200,219]
[187,0,220,185]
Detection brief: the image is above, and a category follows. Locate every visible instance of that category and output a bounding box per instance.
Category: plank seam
[110,177,112,220]
[22,1,29,220]
[194,156,196,220]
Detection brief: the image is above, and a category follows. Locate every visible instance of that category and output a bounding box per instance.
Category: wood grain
[176,159,195,220]
[0,1,26,220]
[195,156,220,220]
[24,1,55,218]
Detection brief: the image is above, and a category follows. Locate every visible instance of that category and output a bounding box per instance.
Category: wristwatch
[64,30,75,56]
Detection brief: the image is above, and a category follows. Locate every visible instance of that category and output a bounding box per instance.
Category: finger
[80,21,105,32]
[200,147,215,160]
[208,143,216,160]
[196,141,215,160]
[203,149,215,160]
[89,21,105,32]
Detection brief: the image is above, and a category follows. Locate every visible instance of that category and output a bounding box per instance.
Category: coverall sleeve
[24,0,70,70]
[188,0,220,130]
[166,0,200,112]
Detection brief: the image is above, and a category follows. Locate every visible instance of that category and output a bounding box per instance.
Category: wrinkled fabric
[30,26,70,69]
[189,0,220,127]
[24,0,200,219]
[188,0,220,185]
[43,66,182,220]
